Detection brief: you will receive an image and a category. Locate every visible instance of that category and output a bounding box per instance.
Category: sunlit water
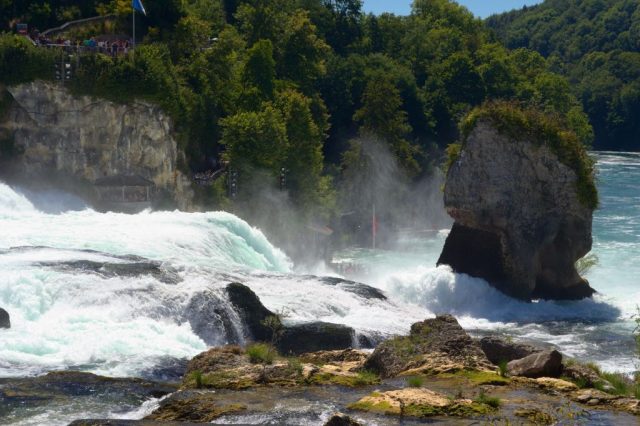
[0,152,638,424]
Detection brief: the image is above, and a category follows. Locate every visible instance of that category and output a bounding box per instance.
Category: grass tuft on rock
[406,376,425,388]
[246,343,276,365]
[448,100,598,209]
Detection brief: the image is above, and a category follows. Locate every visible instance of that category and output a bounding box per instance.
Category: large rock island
[438,103,598,301]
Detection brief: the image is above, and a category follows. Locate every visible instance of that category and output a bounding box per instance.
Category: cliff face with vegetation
[438,105,596,301]
[0,81,193,209]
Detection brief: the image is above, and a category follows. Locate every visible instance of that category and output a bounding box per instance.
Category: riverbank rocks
[182,346,374,390]
[479,336,541,365]
[364,314,493,378]
[507,350,563,378]
[438,119,596,301]
[0,308,9,328]
[348,388,494,418]
[324,413,362,426]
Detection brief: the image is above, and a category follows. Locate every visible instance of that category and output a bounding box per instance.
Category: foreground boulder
[438,109,597,301]
[324,413,362,426]
[0,308,9,328]
[144,390,245,422]
[226,283,355,354]
[182,346,375,390]
[507,350,563,378]
[479,336,541,365]
[279,322,354,355]
[364,314,493,378]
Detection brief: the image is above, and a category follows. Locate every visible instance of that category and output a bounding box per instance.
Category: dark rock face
[0,371,176,407]
[365,314,493,378]
[0,308,9,329]
[278,322,354,355]
[479,336,541,365]
[226,283,356,354]
[439,121,595,301]
[507,350,563,378]
[186,290,242,346]
[226,282,275,342]
[324,413,363,426]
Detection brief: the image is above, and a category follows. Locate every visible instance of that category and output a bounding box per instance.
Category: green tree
[241,39,276,107]
[354,74,419,176]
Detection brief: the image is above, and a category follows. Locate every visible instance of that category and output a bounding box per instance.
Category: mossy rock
[348,388,495,419]
[438,369,510,386]
[451,101,597,209]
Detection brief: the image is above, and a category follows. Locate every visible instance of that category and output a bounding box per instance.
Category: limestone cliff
[438,120,595,301]
[0,81,193,210]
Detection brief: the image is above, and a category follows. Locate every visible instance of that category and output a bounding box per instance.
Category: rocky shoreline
[2,284,639,425]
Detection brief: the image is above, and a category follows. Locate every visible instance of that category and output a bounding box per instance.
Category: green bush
[192,369,204,388]
[459,101,598,209]
[0,34,57,85]
[353,370,380,386]
[406,376,424,388]
[246,343,276,365]
[474,390,501,408]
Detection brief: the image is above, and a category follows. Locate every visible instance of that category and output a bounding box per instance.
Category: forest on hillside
[1,0,592,247]
[487,0,640,151]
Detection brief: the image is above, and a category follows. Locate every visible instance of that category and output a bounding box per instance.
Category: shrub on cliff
[0,35,56,85]
[452,101,597,209]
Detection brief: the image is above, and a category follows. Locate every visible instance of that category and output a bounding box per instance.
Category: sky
[363,0,544,18]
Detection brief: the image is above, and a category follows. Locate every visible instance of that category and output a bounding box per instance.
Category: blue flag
[132,0,146,15]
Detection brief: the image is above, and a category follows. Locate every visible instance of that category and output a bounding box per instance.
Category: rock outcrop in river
[0,82,193,210]
[438,112,597,301]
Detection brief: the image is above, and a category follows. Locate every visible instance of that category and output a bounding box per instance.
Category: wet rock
[514,408,555,425]
[439,120,595,301]
[562,362,614,392]
[0,371,176,405]
[226,283,356,354]
[186,290,242,346]
[324,412,363,426]
[278,322,355,355]
[507,350,563,378]
[226,282,274,341]
[348,388,494,418]
[0,307,9,328]
[317,276,387,300]
[364,314,493,378]
[39,259,182,284]
[69,421,200,426]
[299,349,368,365]
[479,336,541,365]
[144,390,245,422]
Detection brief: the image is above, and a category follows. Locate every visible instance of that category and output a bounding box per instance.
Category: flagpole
[132,7,135,51]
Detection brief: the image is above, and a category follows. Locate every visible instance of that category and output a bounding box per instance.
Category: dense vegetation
[487,0,640,151]
[0,0,592,249]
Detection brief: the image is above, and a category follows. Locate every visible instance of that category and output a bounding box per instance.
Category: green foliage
[474,390,501,409]
[576,253,599,276]
[246,343,276,365]
[406,376,424,388]
[0,35,56,85]
[487,0,640,150]
[497,360,508,378]
[460,101,598,209]
[192,369,204,388]
[353,370,380,386]
[287,358,303,376]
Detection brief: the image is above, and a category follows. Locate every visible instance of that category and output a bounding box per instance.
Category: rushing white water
[0,152,638,385]
[0,184,427,379]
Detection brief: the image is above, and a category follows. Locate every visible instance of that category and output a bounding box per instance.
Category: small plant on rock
[247,343,276,365]
[406,376,424,388]
[475,390,501,409]
[192,369,204,389]
[498,360,508,377]
[354,370,380,386]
